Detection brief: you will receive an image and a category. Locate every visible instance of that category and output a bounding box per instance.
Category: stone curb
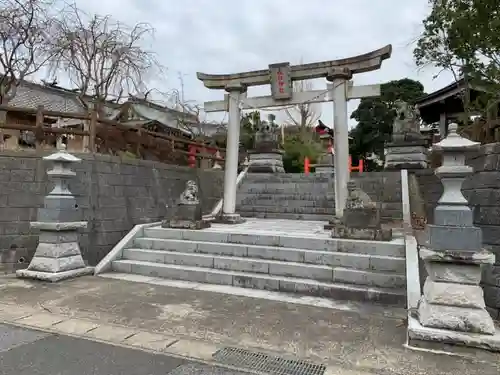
[0,302,348,375]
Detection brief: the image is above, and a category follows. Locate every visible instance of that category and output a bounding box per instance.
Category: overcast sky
[67,0,453,128]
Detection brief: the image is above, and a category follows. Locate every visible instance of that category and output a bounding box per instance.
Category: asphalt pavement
[0,323,252,375]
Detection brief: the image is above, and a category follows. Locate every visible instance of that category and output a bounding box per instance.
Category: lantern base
[408,314,500,352]
[16,266,94,282]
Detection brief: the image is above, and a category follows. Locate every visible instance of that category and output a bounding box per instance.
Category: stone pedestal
[384,100,428,170]
[219,213,246,224]
[411,123,500,351]
[162,180,210,230]
[248,150,285,173]
[16,146,93,282]
[314,152,335,174]
[418,248,495,334]
[384,140,428,170]
[328,180,392,241]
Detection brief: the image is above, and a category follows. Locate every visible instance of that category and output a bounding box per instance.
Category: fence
[0,104,225,168]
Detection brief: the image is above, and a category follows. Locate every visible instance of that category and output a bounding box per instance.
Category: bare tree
[284,79,321,135]
[167,73,226,140]
[0,0,57,144]
[49,3,163,112]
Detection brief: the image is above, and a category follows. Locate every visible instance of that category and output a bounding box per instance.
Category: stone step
[237,193,336,201]
[239,212,334,221]
[243,178,334,184]
[111,259,406,306]
[133,238,406,272]
[238,201,334,209]
[123,249,405,287]
[142,228,406,257]
[238,183,333,195]
[237,205,335,215]
[244,173,334,183]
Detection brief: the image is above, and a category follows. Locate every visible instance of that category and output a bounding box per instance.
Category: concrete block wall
[464,144,500,319]
[355,172,402,223]
[0,150,224,271]
[415,143,500,319]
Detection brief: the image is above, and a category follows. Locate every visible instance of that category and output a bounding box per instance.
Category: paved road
[0,323,251,375]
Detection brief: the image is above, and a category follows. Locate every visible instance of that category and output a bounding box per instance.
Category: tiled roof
[9,81,85,113]
[129,99,198,136]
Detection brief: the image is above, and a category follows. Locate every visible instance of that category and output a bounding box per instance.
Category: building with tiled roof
[2,79,202,151]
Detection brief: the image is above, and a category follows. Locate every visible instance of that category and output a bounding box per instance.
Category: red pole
[304,157,310,175]
[349,155,363,173]
[188,145,196,168]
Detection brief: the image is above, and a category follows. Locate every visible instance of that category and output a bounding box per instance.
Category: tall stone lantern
[17,145,93,282]
[417,123,496,336]
[247,114,285,173]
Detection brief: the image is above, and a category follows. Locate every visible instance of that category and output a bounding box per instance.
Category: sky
[55,0,454,129]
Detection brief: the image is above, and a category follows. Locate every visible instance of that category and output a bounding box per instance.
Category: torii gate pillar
[221,84,246,223]
[328,68,352,217]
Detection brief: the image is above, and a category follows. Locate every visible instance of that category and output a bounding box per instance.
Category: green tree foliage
[414,0,500,114]
[240,110,260,151]
[349,79,425,170]
[282,125,323,173]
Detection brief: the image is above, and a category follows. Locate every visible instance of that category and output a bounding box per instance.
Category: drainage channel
[212,347,326,375]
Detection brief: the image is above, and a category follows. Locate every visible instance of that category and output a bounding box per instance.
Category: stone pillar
[221,84,246,223]
[417,123,496,335]
[16,145,93,282]
[384,101,428,170]
[327,68,351,218]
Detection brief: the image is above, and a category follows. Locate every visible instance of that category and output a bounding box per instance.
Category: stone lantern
[17,145,93,282]
[417,123,497,336]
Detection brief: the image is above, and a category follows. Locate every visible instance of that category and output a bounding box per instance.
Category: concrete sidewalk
[0,323,252,375]
[0,274,498,375]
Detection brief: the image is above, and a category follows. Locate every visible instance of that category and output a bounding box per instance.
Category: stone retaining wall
[0,150,224,270]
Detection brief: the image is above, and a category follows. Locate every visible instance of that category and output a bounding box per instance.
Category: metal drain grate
[212,347,326,375]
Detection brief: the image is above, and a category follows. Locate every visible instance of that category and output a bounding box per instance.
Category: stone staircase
[237,173,335,221]
[107,220,407,307]
[236,173,403,223]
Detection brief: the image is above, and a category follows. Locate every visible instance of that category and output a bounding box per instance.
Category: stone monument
[16,145,93,282]
[327,180,392,241]
[162,179,210,230]
[247,114,285,173]
[384,100,428,170]
[415,123,498,343]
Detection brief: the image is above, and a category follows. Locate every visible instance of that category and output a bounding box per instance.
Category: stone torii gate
[197,44,392,222]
